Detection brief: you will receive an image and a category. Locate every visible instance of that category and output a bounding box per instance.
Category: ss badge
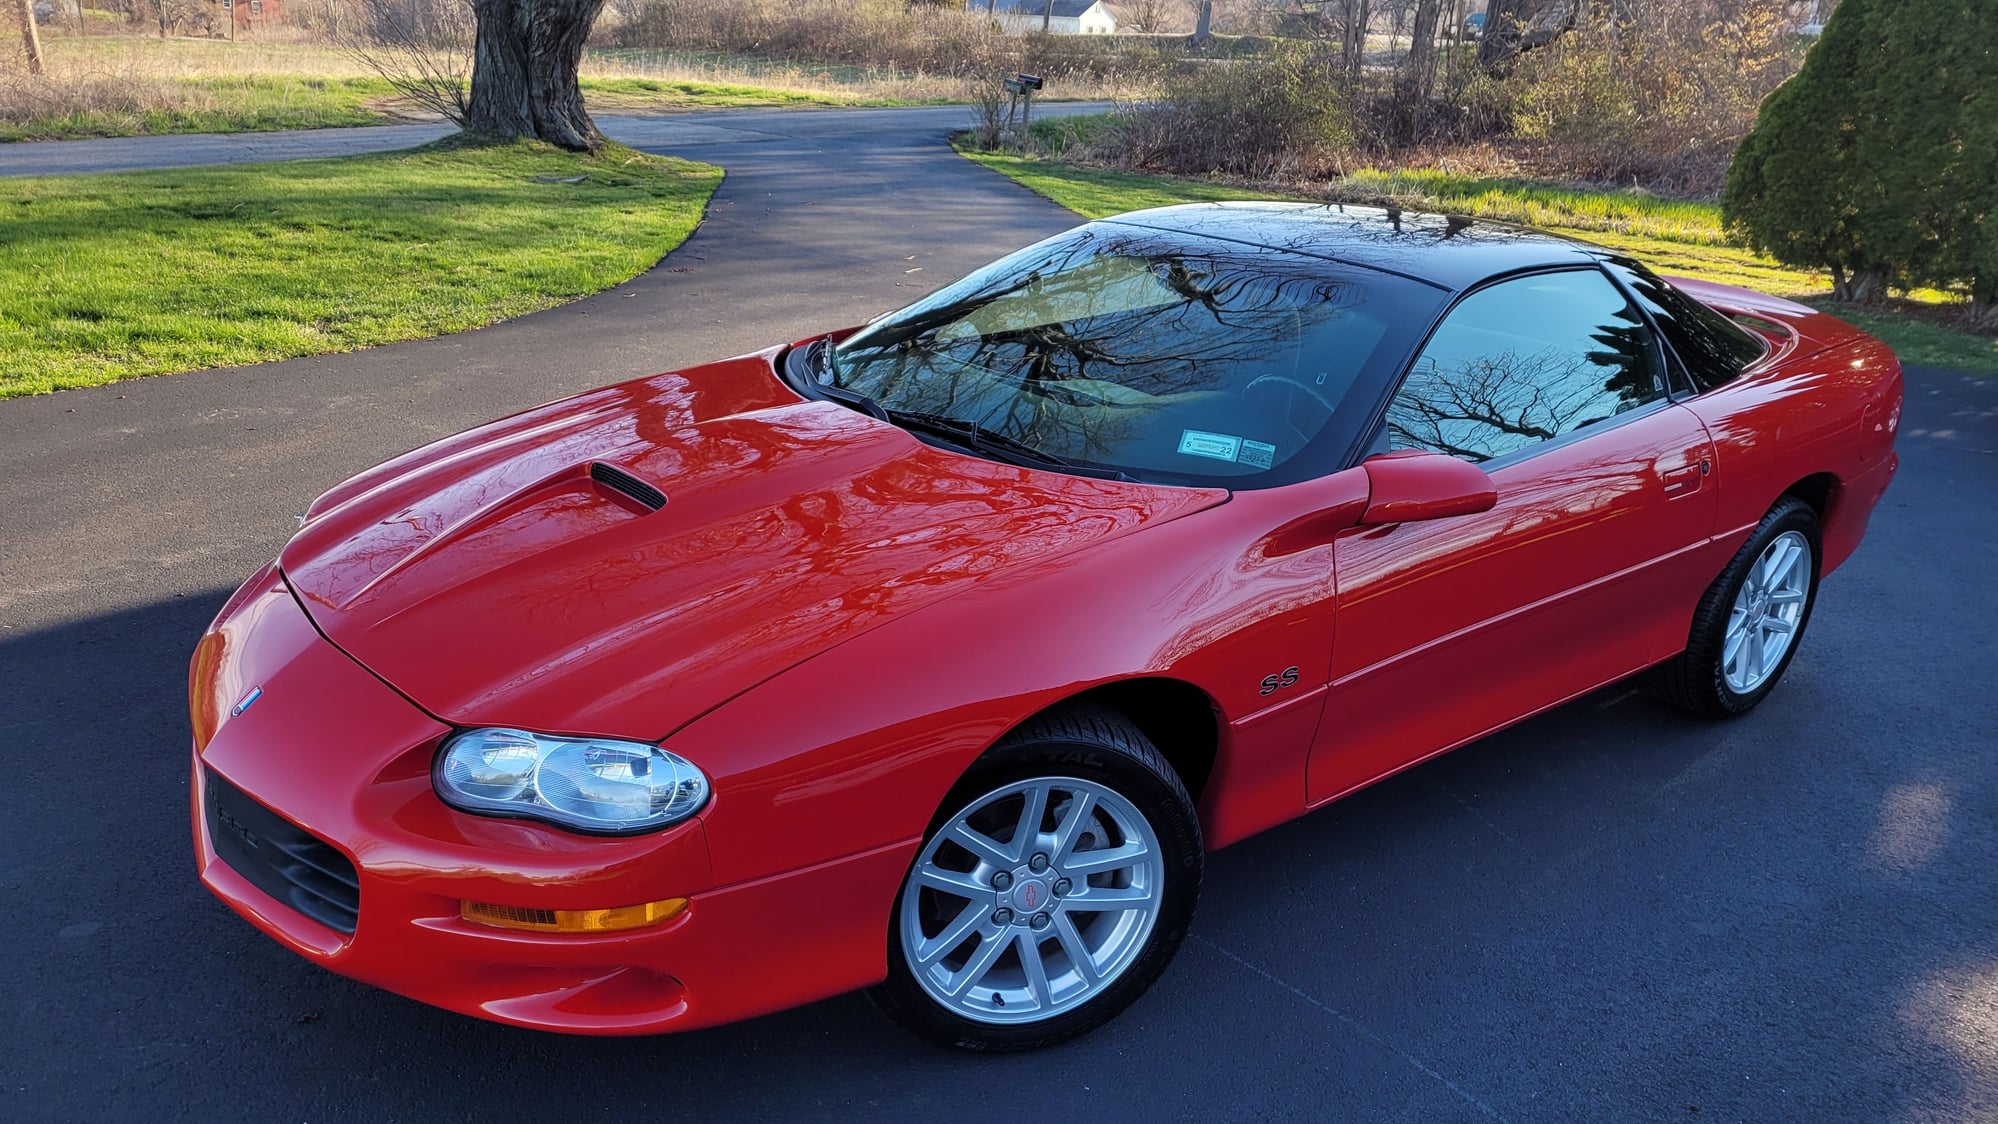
[1259,666,1300,696]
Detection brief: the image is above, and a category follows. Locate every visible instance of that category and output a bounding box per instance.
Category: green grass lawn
[960,144,1998,374]
[0,75,393,143]
[0,137,721,397]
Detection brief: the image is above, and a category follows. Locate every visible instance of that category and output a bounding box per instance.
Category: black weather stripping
[589,462,668,511]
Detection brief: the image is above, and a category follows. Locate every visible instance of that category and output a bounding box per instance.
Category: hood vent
[589,462,668,512]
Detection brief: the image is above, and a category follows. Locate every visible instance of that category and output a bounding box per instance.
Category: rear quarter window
[1605,259,1767,393]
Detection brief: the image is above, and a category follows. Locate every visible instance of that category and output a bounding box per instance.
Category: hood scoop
[590,462,667,512]
[283,359,1230,738]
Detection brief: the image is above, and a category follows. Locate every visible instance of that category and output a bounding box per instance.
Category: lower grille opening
[204,768,360,935]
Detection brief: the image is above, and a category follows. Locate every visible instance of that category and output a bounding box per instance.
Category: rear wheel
[871,707,1201,1051]
[1650,496,1821,717]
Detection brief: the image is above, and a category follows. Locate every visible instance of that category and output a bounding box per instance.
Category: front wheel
[871,707,1202,1051]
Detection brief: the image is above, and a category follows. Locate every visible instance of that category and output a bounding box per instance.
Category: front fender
[673,468,1369,887]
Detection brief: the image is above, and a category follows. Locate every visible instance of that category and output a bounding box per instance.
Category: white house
[969,0,1118,36]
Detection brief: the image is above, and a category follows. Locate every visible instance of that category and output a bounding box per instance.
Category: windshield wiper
[806,344,890,420]
[884,409,1135,481]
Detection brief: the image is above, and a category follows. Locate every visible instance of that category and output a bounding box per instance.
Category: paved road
[3,106,1995,1122]
[0,120,460,176]
[0,104,1105,177]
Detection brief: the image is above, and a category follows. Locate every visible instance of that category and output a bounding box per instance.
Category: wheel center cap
[1010,878,1049,913]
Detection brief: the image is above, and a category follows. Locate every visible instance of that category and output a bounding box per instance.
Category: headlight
[434,728,709,835]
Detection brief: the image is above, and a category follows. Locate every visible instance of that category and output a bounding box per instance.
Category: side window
[1385,269,1666,463]
[1603,258,1767,393]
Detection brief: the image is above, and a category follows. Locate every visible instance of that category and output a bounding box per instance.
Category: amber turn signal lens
[461,897,688,934]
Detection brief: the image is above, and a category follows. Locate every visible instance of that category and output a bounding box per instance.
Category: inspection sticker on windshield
[1178,430,1243,462]
[1179,430,1276,468]
[1237,440,1277,469]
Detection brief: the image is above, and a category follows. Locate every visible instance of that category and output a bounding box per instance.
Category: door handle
[1661,459,1708,499]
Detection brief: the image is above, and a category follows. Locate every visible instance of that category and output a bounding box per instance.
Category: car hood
[282,350,1225,740]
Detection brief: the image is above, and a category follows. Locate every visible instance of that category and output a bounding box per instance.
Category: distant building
[969,0,1118,36]
[230,0,283,30]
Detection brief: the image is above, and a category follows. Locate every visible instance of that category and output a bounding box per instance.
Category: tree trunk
[1968,285,1998,332]
[1829,267,1886,303]
[1389,0,1442,140]
[1342,0,1371,78]
[465,0,608,151]
[1444,0,1463,81]
[1477,0,1577,75]
[1403,0,1441,97]
[15,0,42,74]
[1191,0,1211,45]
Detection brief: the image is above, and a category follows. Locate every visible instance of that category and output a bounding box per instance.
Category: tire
[870,705,1202,1051]
[1649,496,1822,718]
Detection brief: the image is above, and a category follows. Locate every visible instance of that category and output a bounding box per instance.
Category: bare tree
[1190,0,1212,43]
[1376,0,1416,52]
[968,70,1010,148]
[15,0,43,73]
[603,0,642,31]
[1120,0,1178,33]
[1401,0,1441,97]
[1477,0,1579,73]
[344,0,475,124]
[1341,0,1372,76]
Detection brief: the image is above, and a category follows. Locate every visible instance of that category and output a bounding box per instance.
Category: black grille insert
[590,462,667,511]
[204,768,360,935]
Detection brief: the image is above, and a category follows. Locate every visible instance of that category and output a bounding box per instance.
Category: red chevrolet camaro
[191,203,1900,1050]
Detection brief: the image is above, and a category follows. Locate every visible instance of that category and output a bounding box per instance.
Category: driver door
[1307,268,1717,805]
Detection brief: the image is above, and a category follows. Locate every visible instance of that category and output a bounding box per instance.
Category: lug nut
[1053,878,1072,897]
[992,870,1013,890]
[1029,853,1051,873]
[993,908,1014,925]
[1030,912,1051,930]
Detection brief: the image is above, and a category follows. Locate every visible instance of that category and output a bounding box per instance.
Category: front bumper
[190,568,913,1034]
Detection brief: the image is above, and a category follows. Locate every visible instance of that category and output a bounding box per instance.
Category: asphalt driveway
[0,104,1107,177]
[1,106,1993,1122]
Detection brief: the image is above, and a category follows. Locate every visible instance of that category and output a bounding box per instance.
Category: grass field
[2,35,967,142]
[0,75,390,142]
[960,143,1998,374]
[0,137,721,397]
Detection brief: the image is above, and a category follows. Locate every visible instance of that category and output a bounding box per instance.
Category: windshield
[826,224,1439,487]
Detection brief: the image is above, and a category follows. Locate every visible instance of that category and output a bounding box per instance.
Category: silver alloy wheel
[899,776,1165,1026]
[1723,529,1812,694]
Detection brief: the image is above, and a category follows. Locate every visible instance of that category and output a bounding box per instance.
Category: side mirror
[1359,450,1496,525]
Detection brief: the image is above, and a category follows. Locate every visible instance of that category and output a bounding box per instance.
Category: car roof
[1096,201,1609,292]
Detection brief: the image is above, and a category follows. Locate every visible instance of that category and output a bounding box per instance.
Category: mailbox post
[1001,72,1044,135]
